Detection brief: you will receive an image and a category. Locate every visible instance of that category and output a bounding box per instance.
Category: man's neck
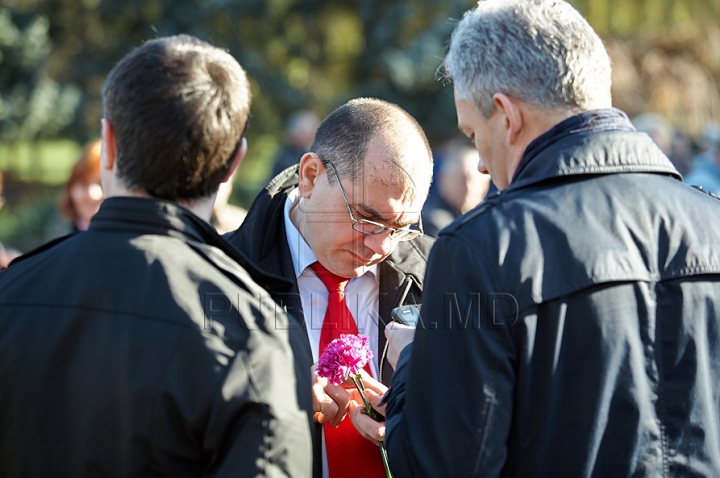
[104,181,217,221]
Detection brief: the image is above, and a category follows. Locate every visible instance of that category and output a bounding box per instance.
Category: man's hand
[385,322,416,369]
[349,388,387,443]
[348,370,388,443]
[311,365,351,428]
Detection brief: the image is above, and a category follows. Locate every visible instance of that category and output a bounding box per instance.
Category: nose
[477,155,489,175]
[363,231,395,258]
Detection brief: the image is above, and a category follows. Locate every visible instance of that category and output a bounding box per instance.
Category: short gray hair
[443,0,612,118]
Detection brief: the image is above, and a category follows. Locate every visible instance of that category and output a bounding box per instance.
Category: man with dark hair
[372,0,720,476]
[0,34,310,477]
[225,97,434,477]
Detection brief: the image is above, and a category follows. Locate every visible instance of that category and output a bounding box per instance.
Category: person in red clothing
[225,97,435,477]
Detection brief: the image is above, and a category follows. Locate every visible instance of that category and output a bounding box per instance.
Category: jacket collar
[92,197,292,295]
[224,166,300,280]
[90,196,211,242]
[506,108,681,193]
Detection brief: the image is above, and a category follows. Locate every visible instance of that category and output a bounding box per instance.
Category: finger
[349,401,385,443]
[312,382,339,424]
[356,370,388,395]
[362,388,387,415]
[348,388,387,417]
[313,399,338,424]
[324,383,351,428]
[385,321,413,335]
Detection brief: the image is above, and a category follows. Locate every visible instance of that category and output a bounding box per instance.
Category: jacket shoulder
[223,167,298,259]
[386,235,434,271]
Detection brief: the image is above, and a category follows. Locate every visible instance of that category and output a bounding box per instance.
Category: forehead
[341,136,429,221]
[455,97,483,130]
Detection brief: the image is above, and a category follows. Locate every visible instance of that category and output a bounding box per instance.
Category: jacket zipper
[379,277,413,383]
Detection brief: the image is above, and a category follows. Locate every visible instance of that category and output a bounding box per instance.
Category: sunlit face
[296,135,430,278]
[454,94,510,189]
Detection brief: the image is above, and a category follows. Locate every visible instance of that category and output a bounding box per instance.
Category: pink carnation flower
[317,334,374,385]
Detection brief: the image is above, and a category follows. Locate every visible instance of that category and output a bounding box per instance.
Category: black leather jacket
[224,166,434,477]
[0,197,311,477]
[385,110,720,477]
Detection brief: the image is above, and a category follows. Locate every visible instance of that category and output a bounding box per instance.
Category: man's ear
[222,137,247,183]
[101,118,117,172]
[297,152,323,198]
[493,93,523,146]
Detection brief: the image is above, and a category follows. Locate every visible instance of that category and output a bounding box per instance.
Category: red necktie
[311,262,386,478]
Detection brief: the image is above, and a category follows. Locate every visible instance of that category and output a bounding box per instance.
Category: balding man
[226,98,434,478]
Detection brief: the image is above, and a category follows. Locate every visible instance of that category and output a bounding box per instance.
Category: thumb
[363,388,386,415]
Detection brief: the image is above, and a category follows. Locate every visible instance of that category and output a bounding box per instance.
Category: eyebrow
[354,202,416,228]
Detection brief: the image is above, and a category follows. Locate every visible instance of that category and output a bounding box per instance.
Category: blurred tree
[1,0,719,190]
[0,7,80,142]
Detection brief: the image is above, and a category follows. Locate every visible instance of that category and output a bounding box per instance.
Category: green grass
[0,140,82,184]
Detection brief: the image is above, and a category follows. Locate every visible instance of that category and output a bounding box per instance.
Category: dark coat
[0,197,311,478]
[385,111,720,477]
[224,166,434,477]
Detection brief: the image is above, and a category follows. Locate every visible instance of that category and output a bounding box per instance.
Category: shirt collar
[283,187,378,281]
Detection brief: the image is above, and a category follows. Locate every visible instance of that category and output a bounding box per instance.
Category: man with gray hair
[373,0,720,476]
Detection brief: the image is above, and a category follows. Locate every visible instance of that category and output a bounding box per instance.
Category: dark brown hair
[102,34,251,201]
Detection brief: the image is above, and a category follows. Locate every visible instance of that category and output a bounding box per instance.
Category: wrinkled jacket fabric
[385,109,720,477]
[224,166,434,477]
[0,197,311,478]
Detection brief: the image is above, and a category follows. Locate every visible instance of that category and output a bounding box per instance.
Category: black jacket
[385,110,720,477]
[0,197,311,478]
[224,166,434,476]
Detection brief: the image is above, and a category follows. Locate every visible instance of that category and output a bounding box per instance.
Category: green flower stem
[350,375,393,478]
[350,375,383,421]
[379,442,393,478]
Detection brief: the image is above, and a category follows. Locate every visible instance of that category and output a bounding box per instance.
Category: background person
[421,143,491,237]
[0,34,310,477]
[268,109,321,180]
[225,97,434,478]
[45,139,104,240]
[371,1,720,476]
[0,170,22,268]
[684,121,720,194]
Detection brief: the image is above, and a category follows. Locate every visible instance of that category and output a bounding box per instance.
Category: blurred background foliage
[1,0,720,251]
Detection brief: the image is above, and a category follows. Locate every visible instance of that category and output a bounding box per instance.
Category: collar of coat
[88,196,294,296]
[506,108,682,193]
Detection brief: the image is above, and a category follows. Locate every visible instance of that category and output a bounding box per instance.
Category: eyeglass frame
[322,160,424,241]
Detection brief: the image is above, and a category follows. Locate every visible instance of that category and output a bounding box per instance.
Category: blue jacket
[385,109,720,477]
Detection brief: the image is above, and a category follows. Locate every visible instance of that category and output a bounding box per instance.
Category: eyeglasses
[324,161,424,241]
